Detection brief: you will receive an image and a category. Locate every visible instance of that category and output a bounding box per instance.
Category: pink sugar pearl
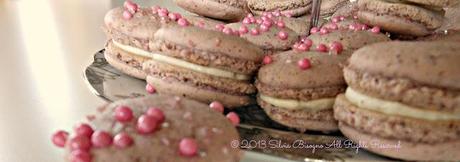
[273,10,281,17]
[177,18,190,26]
[226,112,240,126]
[297,43,309,51]
[114,106,134,122]
[326,23,338,30]
[319,28,329,35]
[70,135,92,151]
[250,28,260,35]
[137,115,159,134]
[74,123,93,137]
[122,10,133,20]
[278,31,288,40]
[113,132,133,148]
[242,17,251,24]
[179,138,198,157]
[125,2,138,13]
[297,58,311,70]
[246,13,254,18]
[260,24,270,32]
[262,20,272,27]
[91,131,112,148]
[263,56,273,65]
[146,84,156,94]
[301,38,313,47]
[70,149,91,162]
[239,25,249,34]
[222,27,233,35]
[292,42,300,49]
[276,21,285,28]
[316,44,328,52]
[209,101,224,113]
[168,13,179,21]
[371,26,381,33]
[330,41,343,54]
[52,130,69,148]
[256,19,263,24]
[123,1,134,9]
[339,16,345,21]
[146,107,165,123]
[215,24,225,31]
[310,27,319,34]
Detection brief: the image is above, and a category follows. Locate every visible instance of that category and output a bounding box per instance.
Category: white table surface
[0,0,295,161]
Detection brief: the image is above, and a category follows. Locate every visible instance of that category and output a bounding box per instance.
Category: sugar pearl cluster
[216,11,289,40]
[209,101,240,126]
[52,106,168,162]
[150,5,190,27]
[321,15,382,34]
[122,0,139,20]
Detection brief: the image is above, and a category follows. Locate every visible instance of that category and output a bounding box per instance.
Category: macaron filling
[113,40,251,80]
[259,94,335,111]
[345,87,460,121]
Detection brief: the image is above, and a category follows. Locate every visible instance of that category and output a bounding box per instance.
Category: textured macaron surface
[308,30,390,51]
[67,95,240,162]
[247,0,311,11]
[346,41,460,113]
[225,23,299,50]
[152,25,264,74]
[358,0,444,30]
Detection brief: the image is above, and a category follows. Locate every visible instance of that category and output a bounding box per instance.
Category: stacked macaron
[224,13,300,54]
[52,95,241,162]
[104,2,221,79]
[173,0,247,21]
[357,0,449,37]
[334,41,460,161]
[143,24,264,108]
[256,51,349,132]
[247,0,312,17]
[103,2,169,79]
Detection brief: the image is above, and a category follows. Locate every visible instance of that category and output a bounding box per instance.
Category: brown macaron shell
[346,41,460,113]
[105,41,149,79]
[104,7,171,49]
[358,0,444,36]
[278,17,311,35]
[405,0,460,7]
[307,30,390,51]
[320,0,350,17]
[182,15,225,31]
[259,98,338,132]
[247,0,312,17]
[65,95,241,162]
[225,23,299,51]
[335,95,460,144]
[173,0,247,21]
[339,123,460,161]
[331,2,359,18]
[152,25,264,75]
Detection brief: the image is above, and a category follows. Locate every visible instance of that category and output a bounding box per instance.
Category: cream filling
[345,87,460,121]
[260,95,335,111]
[112,40,251,81]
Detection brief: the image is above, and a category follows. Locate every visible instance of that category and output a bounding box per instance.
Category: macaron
[52,95,241,162]
[334,41,460,161]
[144,25,264,108]
[173,0,247,21]
[320,0,350,17]
[247,0,312,17]
[103,6,170,79]
[256,51,349,132]
[225,21,299,52]
[306,28,390,52]
[357,0,444,36]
